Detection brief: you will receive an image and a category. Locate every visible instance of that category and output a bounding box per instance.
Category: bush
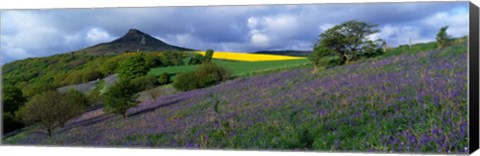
[173,63,231,91]
[158,72,170,85]
[103,79,140,118]
[81,70,103,83]
[173,72,199,91]
[131,75,159,91]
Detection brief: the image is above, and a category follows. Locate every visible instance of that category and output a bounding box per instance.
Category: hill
[254,50,312,56]
[3,40,468,153]
[73,29,194,55]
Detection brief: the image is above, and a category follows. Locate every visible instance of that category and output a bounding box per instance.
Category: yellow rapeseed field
[195,51,306,62]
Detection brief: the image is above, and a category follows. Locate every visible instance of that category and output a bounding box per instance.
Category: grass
[148,59,310,78]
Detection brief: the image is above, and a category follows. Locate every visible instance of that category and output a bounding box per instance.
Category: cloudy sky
[0,2,469,64]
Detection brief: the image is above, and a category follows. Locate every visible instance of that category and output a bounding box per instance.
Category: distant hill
[73,29,194,55]
[254,50,312,56]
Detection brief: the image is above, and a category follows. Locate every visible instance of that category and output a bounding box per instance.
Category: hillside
[73,29,194,55]
[3,41,468,153]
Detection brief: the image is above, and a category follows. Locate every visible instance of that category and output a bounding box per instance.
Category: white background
[0,0,478,156]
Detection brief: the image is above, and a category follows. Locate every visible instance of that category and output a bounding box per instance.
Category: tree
[103,80,140,119]
[117,54,149,80]
[2,85,26,113]
[204,49,214,63]
[17,91,84,136]
[59,90,87,127]
[436,26,450,50]
[308,45,334,73]
[315,20,380,65]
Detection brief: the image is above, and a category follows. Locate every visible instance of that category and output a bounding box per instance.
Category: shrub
[195,63,230,88]
[173,63,231,91]
[81,70,103,83]
[173,72,198,91]
[158,72,170,85]
[131,75,159,91]
[103,79,140,118]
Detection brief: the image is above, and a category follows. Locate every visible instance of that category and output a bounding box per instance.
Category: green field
[148,59,310,78]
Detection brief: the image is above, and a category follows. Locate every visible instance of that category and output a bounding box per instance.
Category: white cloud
[422,8,469,38]
[318,23,334,32]
[369,25,432,47]
[246,15,301,48]
[86,28,112,43]
[250,30,270,48]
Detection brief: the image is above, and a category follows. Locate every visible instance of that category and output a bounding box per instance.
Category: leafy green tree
[87,79,106,107]
[308,45,334,73]
[17,91,84,136]
[316,20,380,64]
[436,26,451,49]
[103,80,140,119]
[117,54,149,80]
[59,90,86,127]
[2,85,26,113]
[204,49,214,63]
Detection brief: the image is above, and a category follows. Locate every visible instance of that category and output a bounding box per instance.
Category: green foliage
[316,20,381,64]
[173,71,198,91]
[173,63,231,91]
[64,89,90,108]
[2,85,26,113]
[308,45,334,73]
[117,54,150,80]
[87,80,106,107]
[189,54,205,65]
[81,70,104,83]
[158,72,171,85]
[159,52,184,66]
[131,75,159,91]
[103,79,140,118]
[17,91,85,136]
[204,49,214,63]
[436,26,450,49]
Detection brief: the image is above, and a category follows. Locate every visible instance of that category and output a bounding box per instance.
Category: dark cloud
[0,2,469,64]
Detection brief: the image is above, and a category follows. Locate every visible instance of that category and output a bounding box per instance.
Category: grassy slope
[3,41,468,153]
[148,59,310,78]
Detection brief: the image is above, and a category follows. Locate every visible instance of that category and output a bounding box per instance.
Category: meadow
[148,59,310,78]
[3,40,468,153]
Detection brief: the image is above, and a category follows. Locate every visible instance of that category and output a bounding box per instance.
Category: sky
[0,2,469,64]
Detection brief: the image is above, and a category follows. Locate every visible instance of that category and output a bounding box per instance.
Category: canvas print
[0,2,472,154]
